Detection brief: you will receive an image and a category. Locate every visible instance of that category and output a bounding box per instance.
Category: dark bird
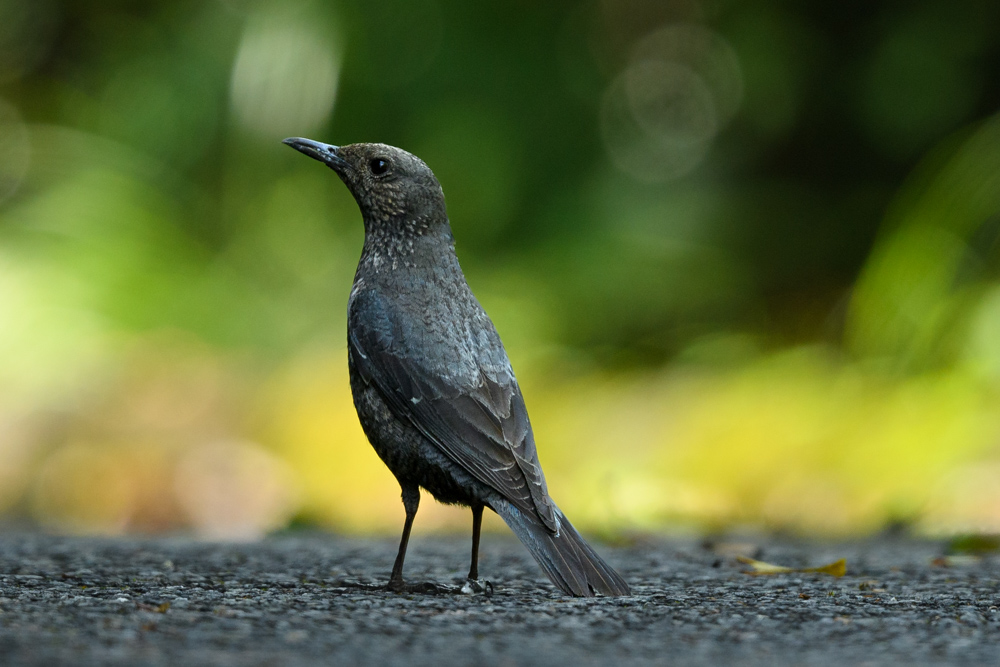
[283,137,630,597]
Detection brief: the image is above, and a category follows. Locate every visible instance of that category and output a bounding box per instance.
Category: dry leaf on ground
[737,556,846,577]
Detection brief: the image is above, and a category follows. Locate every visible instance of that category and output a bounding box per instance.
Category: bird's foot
[461,578,494,595]
[336,581,384,592]
[385,580,458,595]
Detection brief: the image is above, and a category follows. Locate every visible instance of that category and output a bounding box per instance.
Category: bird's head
[283,138,448,236]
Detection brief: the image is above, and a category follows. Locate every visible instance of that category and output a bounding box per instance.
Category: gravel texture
[0,531,997,665]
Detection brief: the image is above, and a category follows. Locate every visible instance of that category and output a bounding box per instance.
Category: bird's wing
[348,290,559,532]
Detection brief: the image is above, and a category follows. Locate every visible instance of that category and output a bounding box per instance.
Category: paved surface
[0,531,997,665]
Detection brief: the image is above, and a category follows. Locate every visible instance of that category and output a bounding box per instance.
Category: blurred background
[1,0,999,540]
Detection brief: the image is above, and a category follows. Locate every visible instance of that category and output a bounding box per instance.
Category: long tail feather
[492,501,630,597]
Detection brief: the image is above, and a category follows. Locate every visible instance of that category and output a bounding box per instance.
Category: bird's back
[350,244,513,396]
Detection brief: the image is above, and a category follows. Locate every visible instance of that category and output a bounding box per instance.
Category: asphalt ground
[0,531,997,666]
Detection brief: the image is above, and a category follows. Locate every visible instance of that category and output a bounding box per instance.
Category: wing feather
[349,291,558,532]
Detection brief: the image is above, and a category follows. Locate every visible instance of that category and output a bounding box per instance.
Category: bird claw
[461,578,494,595]
[385,581,457,595]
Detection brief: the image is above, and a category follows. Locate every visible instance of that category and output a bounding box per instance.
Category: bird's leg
[460,503,492,594]
[468,503,483,580]
[388,483,420,591]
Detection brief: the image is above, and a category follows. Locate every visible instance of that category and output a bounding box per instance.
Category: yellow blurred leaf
[736,556,793,573]
[802,558,847,576]
[738,556,846,577]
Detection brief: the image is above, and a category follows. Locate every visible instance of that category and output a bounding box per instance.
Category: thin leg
[388,483,420,591]
[468,503,484,581]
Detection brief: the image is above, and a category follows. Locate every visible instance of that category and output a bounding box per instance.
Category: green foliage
[1,0,1000,535]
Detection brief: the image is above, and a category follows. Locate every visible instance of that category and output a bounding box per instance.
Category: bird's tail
[492,501,630,597]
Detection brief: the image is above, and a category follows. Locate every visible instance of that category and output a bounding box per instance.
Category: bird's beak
[282,137,351,172]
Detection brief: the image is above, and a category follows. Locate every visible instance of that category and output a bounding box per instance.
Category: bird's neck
[358,217,456,274]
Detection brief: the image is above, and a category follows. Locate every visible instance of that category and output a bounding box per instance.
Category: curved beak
[282,137,351,172]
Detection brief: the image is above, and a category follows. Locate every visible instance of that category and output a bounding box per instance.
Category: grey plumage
[282,137,629,597]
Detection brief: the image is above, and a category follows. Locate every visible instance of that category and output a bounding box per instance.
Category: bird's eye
[369,158,389,176]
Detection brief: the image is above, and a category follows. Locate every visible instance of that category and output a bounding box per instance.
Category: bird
[283,137,630,597]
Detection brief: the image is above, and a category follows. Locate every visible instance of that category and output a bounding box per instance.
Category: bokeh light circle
[601,60,716,182]
[230,6,341,138]
[600,23,744,182]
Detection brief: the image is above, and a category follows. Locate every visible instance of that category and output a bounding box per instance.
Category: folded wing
[349,290,558,532]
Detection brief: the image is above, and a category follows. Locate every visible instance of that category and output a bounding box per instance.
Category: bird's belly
[348,363,484,506]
